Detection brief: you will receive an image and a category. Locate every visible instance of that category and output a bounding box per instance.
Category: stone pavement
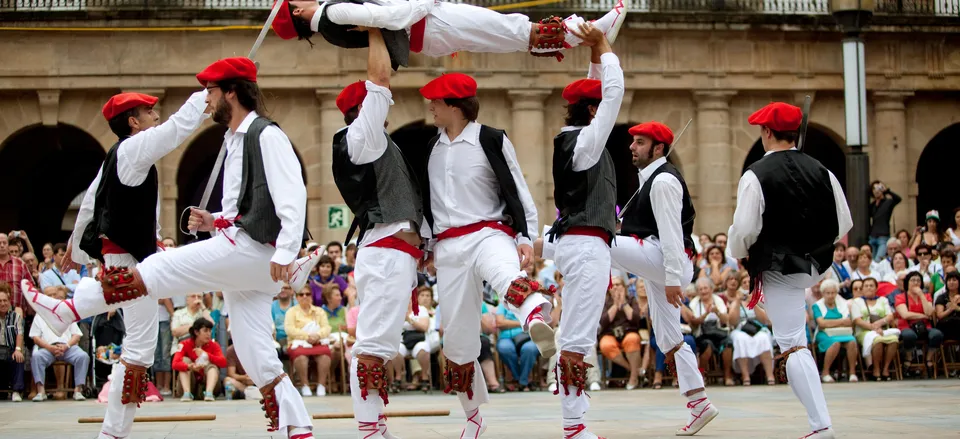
[1,380,959,438]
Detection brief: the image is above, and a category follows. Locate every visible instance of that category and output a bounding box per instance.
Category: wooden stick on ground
[313,409,450,420]
[78,414,217,424]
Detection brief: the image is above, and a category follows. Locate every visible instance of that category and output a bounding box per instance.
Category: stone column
[873,91,914,231]
[693,90,737,235]
[508,90,552,229]
[314,89,346,244]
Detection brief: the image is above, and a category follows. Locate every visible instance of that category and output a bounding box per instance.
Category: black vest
[620,162,696,253]
[332,127,423,244]
[745,150,839,279]
[235,117,310,245]
[319,0,410,71]
[549,129,617,243]
[421,125,530,240]
[79,139,159,263]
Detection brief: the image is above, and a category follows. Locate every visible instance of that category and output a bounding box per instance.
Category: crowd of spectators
[2,181,960,403]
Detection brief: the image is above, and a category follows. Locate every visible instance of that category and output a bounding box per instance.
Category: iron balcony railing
[0,0,956,16]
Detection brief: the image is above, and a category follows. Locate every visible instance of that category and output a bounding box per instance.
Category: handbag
[740,319,763,336]
[823,327,853,337]
[910,321,929,340]
[511,332,531,349]
[401,330,426,351]
[700,320,729,340]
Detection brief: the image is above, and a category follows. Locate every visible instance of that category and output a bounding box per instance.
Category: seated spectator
[688,278,732,376]
[272,283,297,349]
[345,296,360,363]
[598,276,645,390]
[910,210,943,254]
[896,271,943,375]
[0,285,25,402]
[824,243,853,298]
[172,318,225,401]
[39,243,82,294]
[726,288,775,386]
[285,285,333,397]
[397,287,438,392]
[909,244,940,289]
[849,250,880,283]
[30,286,89,401]
[320,284,349,378]
[310,256,348,306]
[21,252,40,286]
[170,293,214,355]
[813,279,858,383]
[343,242,357,274]
[496,301,540,391]
[479,302,504,393]
[698,245,733,291]
[935,271,960,342]
[851,278,900,380]
[883,251,910,285]
[717,271,741,303]
[223,344,259,400]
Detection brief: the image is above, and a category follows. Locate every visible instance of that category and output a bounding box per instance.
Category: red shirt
[0,256,31,311]
[172,337,227,372]
[895,292,932,330]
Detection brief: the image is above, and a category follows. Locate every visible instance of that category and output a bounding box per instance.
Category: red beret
[561,79,602,104]
[271,0,298,40]
[748,102,802,132]
[419,73,477,100]
[196,57,257,86]
[336,81,367,115]
[628,122,674,145]
[101,93,159,121]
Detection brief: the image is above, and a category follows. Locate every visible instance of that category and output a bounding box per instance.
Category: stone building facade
[1,1,959,246]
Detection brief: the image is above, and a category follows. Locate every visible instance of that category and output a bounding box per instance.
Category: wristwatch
[15,346,22,351]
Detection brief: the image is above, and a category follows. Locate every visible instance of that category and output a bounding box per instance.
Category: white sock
[461,408,484,438]
[288,426,313,438]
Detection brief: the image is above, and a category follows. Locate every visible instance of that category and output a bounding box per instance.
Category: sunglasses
[918,252,930,256]
[296,292,311,297]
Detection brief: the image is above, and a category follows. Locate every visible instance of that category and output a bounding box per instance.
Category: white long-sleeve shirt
[71,90,210,264]
[344,81,417,247]
[313,0,434,32]
[425,121,539,247]
[727,149,854,269]
[214,111,307,266]
[565,52,624,172]
[637,157,687,287]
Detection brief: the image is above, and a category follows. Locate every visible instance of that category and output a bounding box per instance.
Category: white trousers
[553,234,610,421]
[607,236,703,395]
[435,227,550,411]
[761,270,832,432]
[99,253,160,439]
[326,1,534,57]
[74,230,313,432]
[350,245,419,423]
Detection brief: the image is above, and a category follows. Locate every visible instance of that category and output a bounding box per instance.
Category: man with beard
[544,22,622,439]
[270,0,625,68]
[539,121,719,436]
[26,57,317,439]
[418,72,554,438]
[330,28,423,439]
[728,102,851,439]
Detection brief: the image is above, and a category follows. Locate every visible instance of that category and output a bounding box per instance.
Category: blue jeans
[496,337,539,386]
[651,332,697,373]
[153,320,172,372]
[869,235,889,261]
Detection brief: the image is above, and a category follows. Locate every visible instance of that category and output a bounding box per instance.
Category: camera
[11,231,20,238]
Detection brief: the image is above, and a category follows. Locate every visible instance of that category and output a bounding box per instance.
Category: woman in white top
[882,251,910,284]
[725,287,775,386]
[688,278,732,379]
[395,286,439,392]
[849,251,880,283]
[850,278,899,381]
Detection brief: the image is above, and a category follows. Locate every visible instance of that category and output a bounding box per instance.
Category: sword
[617,118,693,221]
[180,3,285,237]
[797,95,811,152]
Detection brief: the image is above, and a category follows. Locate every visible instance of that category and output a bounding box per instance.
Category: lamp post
[832,0,874,247]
